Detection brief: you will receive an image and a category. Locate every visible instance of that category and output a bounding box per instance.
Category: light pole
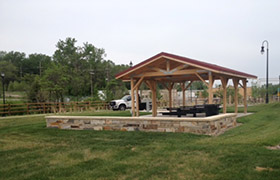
[1,73,5,116]
[277,75,280,101]
[260,40,269,104]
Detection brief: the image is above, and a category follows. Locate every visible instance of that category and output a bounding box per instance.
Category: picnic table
[162,104,220,117]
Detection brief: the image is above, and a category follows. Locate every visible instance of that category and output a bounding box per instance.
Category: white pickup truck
[109,95,151,111]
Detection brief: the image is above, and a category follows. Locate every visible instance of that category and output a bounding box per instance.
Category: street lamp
[260,40,269,104]
[1,73,5,115]
[277,75,280,101]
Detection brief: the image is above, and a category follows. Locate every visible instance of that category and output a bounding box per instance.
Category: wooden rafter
[186,81,193,89]
[195,73,209,87]
[133,76,145,91]
[238,82,244,89]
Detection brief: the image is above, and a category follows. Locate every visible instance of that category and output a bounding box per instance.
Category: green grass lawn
[0,104,280,180]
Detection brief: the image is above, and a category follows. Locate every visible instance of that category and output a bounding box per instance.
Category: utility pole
[39,61,42,76]
[90,71,95,98]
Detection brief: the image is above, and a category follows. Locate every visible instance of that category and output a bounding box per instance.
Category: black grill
[110,101,116,106]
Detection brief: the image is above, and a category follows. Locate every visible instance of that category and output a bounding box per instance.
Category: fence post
[27,104,29,114]
[8,104,11,116]
[59,102,62,113]
[43,103,46,114]
[75,102,77,112]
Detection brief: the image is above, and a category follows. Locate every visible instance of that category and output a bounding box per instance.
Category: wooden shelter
[115,52,257,117]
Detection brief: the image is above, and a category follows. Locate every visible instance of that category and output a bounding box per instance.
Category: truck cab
[109,95,151,111]
[109,95,132,111]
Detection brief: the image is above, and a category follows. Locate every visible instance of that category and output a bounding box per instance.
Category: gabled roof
[116,52,257,80]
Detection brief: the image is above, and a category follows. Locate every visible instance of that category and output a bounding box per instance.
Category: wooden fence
[0,101,109,116]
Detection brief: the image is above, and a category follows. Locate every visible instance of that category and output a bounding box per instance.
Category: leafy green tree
[0,61,17,90]
[26,76,48,102]
[191,81,207,90]
[105,79,128,101]
[41,63,70,102]
[1,51,26,78]
[22,54,51,75]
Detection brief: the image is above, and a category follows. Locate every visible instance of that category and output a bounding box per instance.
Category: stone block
[202,125,209,129]
[67,119,74,123]
[103,126,112,130]
[180,122,192,127]
[60,124,71,129]
[93,126,103,131]
[210,125,217,130]
[84,120,90,124]
[143,124,158,129]
[105,120,112,125]
[159,123,172,128]
[91,120,105,125]
[165,128,175,132]
[178,126,184,132]
[126,127,135,131]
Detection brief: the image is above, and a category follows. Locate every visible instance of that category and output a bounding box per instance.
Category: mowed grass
[0,104,280,180]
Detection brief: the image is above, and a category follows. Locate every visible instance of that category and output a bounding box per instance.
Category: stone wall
[46,114,237,136]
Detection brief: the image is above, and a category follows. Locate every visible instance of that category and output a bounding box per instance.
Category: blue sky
[0,0,279,82]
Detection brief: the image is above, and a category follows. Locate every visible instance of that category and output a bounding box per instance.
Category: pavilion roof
[116,52,257,81]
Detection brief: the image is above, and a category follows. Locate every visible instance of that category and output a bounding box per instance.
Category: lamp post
[260,40,269,104]
[278,75,280,102]
[1,73,5,116]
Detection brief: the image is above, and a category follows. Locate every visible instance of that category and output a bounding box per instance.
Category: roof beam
[134,69,201,78]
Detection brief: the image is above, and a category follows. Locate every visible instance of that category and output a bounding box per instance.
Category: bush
[8,81,29,92]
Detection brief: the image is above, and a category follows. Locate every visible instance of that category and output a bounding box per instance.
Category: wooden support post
[168,82,174,110]
[221,77,228,113]
[181,82,186,107]
[130,78,135,117]
[208,72,214,104]
[136,86,139,117]
[150,80,157,117]
[166,59,170,71]
[233,79,239,114]
[242,79,247,114]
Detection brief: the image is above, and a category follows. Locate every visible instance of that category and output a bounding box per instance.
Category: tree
[26,75,48,102]
[22,54,51,76]
[41,63,70,102]
[0,61,17,90]
[104,79,128,101]
[1,51,26,78]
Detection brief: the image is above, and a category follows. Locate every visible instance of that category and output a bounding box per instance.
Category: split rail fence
[0,101,109,116]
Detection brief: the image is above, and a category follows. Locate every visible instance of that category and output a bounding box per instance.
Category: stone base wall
[46,114,237,136]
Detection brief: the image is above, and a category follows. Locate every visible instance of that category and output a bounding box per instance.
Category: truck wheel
[119,104,126,111]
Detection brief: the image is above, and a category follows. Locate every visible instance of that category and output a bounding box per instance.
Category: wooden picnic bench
[162,104,220,117]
